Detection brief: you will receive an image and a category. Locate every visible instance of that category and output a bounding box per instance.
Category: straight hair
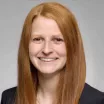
[16,2,86,104]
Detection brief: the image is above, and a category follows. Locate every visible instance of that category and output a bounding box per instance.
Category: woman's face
[29,16,66,75]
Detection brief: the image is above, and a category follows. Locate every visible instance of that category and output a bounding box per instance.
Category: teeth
[39,58,56,62]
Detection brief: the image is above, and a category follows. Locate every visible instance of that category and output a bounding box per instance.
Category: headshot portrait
[0,1,104,104]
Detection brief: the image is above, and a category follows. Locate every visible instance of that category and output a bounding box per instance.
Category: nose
[42,41,53,55]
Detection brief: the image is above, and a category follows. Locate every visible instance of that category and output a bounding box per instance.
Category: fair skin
[29,16,66,104]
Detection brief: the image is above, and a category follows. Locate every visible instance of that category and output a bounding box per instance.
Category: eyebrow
[31,33,63,37]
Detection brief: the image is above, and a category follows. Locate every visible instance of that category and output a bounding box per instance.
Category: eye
[52,38,64,44]
[32,37,43,43]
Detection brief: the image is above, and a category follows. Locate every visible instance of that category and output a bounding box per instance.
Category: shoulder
[1,84,104,104]
[80,83,104,104]
[1,87,17,104]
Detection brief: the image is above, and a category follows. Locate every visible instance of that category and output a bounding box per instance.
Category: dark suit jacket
[1,83,104,104]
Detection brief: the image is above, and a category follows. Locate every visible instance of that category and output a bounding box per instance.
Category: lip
[38,57,58,59]
[38,57,58,62]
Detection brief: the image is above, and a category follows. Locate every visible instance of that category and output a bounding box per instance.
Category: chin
[37,67,64,77]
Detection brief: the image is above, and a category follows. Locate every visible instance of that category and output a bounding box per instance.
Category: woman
[1,2,104,104]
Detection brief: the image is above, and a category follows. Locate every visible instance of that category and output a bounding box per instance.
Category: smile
[38,57,58,62]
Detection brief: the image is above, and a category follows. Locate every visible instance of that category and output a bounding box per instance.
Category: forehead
[31,16,63,37]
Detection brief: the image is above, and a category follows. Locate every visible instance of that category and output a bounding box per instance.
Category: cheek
[54,44,66,56]
[29,43,42,55]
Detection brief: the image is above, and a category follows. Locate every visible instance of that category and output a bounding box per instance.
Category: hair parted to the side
[16,2,86,104]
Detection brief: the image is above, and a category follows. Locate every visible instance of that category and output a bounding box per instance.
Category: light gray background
[0,0,104,100]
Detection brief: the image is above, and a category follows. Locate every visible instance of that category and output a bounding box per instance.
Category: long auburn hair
[16,2,86,104]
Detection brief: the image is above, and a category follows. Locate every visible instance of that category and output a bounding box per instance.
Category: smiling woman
[29,16,66,75]
[1,2,104,104]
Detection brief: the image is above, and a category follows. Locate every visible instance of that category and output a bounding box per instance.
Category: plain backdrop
[0,0,104,100]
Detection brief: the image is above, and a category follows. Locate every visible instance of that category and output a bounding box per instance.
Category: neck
[37,72,60,99]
